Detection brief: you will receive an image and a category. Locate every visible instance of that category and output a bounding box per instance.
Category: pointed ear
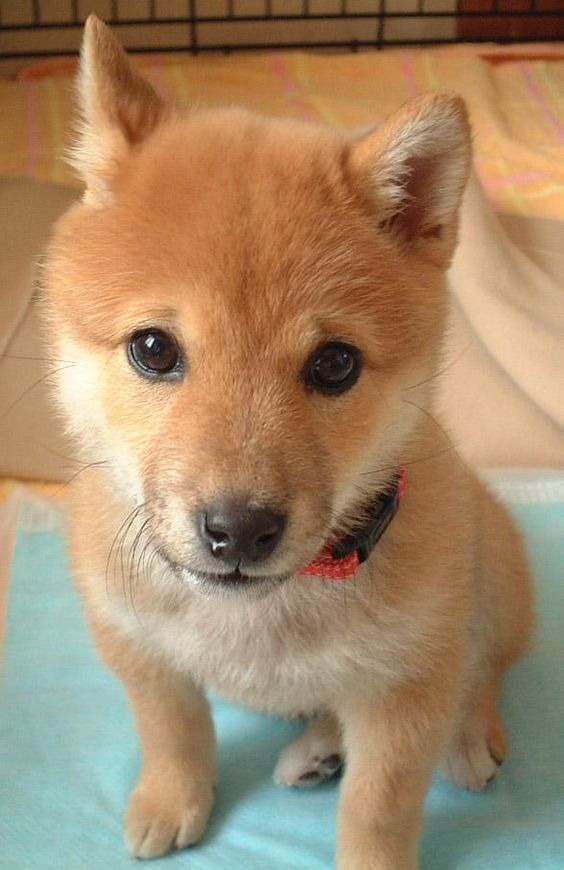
[349,93,472,262]
[72,15,168,203]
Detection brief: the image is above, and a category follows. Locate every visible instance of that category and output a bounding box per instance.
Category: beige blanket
[439,175,564,467]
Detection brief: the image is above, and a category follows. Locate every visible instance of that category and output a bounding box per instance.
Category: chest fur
[106,580,433,718]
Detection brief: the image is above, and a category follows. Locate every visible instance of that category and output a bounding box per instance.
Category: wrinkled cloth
[438,175,564,467]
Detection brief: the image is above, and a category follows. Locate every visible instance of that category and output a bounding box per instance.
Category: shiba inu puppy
[42,16,533,869]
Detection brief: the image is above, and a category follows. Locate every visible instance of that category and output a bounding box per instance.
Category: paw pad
[296,754,343,788]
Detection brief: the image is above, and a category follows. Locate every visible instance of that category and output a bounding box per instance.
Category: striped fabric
[1,43,563,219]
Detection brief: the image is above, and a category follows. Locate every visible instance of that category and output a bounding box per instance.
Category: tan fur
[41,16,533,868]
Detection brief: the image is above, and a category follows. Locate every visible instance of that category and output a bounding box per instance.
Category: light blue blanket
[1,478,563,869]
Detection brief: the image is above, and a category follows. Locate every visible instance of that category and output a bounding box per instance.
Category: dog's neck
[299,468,408,580]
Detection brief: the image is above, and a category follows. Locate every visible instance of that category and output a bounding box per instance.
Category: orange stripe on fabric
[270,54,319,122]
[518,62,564,144]
[496,155,527,215]
[521,184,564,201]
[147,55,171,101]
[170,65,192,104]
[293,54,340,127]
[400,53,420,97]
[423,54,440,90]
[536,62,564,118]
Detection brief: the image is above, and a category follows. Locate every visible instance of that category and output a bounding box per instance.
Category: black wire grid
[0,0,563,59]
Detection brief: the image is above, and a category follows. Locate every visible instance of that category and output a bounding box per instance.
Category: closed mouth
[157,549,290,589]
[191,567,286,588]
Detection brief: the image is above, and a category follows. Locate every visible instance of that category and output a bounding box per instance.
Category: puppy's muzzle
[197,499,287,567]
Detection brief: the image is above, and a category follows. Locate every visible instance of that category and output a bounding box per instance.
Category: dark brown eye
[128,329,183,378]
[306,342,362,395]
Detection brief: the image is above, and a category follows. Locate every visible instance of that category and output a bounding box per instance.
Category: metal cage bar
[0,0,563,59]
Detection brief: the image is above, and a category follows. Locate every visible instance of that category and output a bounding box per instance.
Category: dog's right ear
[71,15,168,204]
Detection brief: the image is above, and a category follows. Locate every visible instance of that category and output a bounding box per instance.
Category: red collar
[299,468,407,580]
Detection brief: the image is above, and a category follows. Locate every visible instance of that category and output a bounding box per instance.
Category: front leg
[92,621,216,859]
[336,676,457,870]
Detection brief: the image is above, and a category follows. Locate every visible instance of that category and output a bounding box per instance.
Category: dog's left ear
[72,14,168,203]
[349,93,471,264]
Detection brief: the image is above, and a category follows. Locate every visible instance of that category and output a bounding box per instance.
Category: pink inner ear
[380,152,450,243]
[114,92,166,146]
[352,95,471,251]
[383,212,443,241]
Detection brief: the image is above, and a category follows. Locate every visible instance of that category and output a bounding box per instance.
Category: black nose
[199,500,286,565]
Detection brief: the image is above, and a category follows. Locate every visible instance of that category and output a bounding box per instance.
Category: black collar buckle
[331,472,403,564]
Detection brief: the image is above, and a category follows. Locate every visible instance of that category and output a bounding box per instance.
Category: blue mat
[1,481,563,869]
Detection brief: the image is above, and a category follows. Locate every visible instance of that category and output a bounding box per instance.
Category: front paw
[125,771,214,859]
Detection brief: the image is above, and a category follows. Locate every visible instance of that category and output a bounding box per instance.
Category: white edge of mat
[480,467,564,504]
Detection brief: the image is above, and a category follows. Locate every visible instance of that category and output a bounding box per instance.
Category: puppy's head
[43,17,471,595]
